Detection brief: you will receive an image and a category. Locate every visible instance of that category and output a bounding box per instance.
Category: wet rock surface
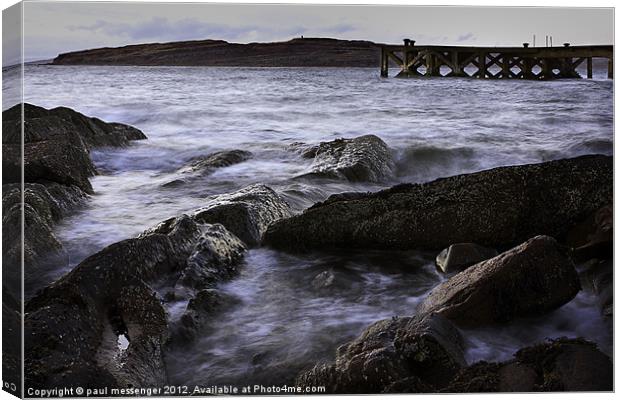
[443,338,612,392]
[265,155,612,251]
[297,313,466,393]
[193,184,292,246]
[435,243,497,274]
[295,135,395,182]
[25,215,246,390]
[2,103,147,277]
[162,150,252,188]
[417,236,580,327]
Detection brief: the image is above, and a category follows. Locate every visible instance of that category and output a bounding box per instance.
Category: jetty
[381,40,613,79]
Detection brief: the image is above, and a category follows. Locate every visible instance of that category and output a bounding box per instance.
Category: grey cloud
[69,17,355,43]
[456,32,475,43]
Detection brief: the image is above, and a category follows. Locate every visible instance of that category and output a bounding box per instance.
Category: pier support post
[587,57,593,79]
[380,47,389,78]
[522,58,533,79]
[608,58,613,79]
[541,58,551,80]
[501,55,510,78]
[477,53,487,78]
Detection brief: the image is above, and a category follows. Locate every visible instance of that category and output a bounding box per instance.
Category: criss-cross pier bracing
[380,41,613,80]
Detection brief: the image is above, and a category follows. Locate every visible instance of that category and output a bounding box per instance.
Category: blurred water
[10,65,614,385]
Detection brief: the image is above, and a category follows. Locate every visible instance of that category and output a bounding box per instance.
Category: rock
[444,338,612,392]
[580,259,613,317]
[4,134,97,193]
[193,184,292,246]
[264,155,612,252]
[295,135,394,182]
[25,215,246,390]
[435,243,497,274]
[2,104,147,275]
[3,104,146,193]
[3,103,146,147]
[178,223,247,290]
[567,205,612,262]
[417,236,580,327]
[297,313,465,393]
[178,150,252,175]
[311,270,337,290]
[175,289,240,342]
[162,150,253,188]
[3,183,88,278]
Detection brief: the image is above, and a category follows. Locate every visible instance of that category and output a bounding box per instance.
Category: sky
[2,2,615,65]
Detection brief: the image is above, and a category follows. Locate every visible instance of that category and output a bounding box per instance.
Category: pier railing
[380,41,613,80]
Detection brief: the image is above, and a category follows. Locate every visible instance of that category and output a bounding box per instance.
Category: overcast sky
[4,2,615,65]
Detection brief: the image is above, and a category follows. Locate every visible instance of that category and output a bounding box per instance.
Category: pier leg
[587,57,593,79]
[608,58,613,79]
[477,53,487,78]
[380,47,388,78]
[424,53,434,77]
[501,55,510,78]
[541,58,551,80]
[403,47,411,77]
[451,52,461,77]
[522,58,532,79]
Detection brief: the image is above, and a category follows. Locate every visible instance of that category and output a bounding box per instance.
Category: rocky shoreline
[5,104,612,393]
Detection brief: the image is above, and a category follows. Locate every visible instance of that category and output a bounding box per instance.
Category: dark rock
[417,236,580,327]
[193,184,292,246]
[3,103,147,192]
[444,338,612,392]
[179,150,252,175]
[2,103,147,277]
[25,215,246,390]
[176,289,240,342]
[3,103,146,147]
[296,313,465,393]
[162,150,253,188]
[580,259,613,317]
[4,136,97,193]
[3,183,88,276]
[567,205,612,262]
[435,243,497,274]
[295,135,394,182]
[177,223,246,291]
[265,155,612,252]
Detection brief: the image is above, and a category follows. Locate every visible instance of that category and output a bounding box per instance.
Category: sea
[4,64,614,386]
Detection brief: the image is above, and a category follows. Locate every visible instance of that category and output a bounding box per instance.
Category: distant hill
[52,38,382,67]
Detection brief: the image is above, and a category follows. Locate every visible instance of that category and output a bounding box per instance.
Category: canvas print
[1,2,614,397]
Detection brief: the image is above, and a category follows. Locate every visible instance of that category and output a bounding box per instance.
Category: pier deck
[381,41,613,79]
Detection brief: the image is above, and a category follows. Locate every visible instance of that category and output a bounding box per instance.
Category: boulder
[25,215,246,390]
[177,223,247,291]
[296,313,465,393]
[3,103,147,193]
[443,338,612,392]
[193,184,292,246]
[175,289,240,342]
[162,150,253,188]
[2,103,147,274]
[295,135,395,182]
[566,204,612,262]
[264,155,612,251]
[3,183,88,277]
[178,150,252,175]
[2,103,146,147]
[417,236,580,327]
[435,243,497,274]
[580,259,613,317]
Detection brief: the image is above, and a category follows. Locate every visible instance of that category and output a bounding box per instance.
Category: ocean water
[8,65,614,385]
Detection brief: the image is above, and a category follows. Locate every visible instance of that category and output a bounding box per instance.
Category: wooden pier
[380,40,613,80]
